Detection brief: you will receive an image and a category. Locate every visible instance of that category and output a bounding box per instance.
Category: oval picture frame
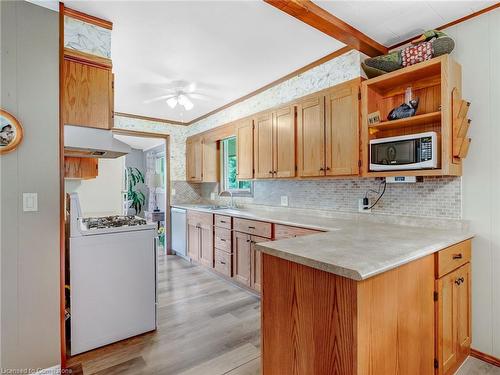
[0,109,24,155]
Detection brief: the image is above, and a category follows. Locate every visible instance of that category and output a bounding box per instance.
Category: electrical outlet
[358,198,371,213]
[280,196,289,206]
[23,193,38,212]
[210,192,216,200]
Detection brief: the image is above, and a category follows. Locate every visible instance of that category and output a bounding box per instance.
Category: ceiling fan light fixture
[178,94,194,111]
[166,97,178,108]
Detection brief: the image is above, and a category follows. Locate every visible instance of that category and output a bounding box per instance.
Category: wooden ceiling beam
[264,0,387,57]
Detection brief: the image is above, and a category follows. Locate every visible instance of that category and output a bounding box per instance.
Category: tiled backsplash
[198,177,462,219]
[171,180,203,204]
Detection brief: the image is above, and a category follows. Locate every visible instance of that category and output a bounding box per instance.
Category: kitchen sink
[198,205,231,210]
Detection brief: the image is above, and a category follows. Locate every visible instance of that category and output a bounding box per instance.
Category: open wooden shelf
[369,111,441,132]
[361,54,467,177]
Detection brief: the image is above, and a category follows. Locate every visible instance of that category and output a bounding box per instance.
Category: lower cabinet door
[250,235,268,292]
[456,263,471,360]
[187,223,200,262]
[437,268,458,375]
[199,224,214,268]
[233,231,251,286]
[437,263,471,375]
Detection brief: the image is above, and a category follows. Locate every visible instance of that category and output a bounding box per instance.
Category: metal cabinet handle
[455,278,461,285]
[220,220,226,223]
[248,226,255,230]
[220,261,226,265]
[452,254,463,260]
[220,238,226,242]
[326,167,331,171]
[320,167,324,171]
[269,171,273,174]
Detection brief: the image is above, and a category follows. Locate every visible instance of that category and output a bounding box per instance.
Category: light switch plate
[280,196,289,206]
[210,192,216,200]
[23,193,38,212]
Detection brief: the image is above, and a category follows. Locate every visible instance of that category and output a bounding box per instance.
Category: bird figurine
[387,98,419,121]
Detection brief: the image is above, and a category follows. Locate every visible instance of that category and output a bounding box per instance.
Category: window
[221,137,252,196]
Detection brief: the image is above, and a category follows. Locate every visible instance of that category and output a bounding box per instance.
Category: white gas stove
[68,193,158,355]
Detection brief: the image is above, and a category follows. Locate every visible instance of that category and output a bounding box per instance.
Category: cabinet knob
[319,167,324,171]
[269,171,273,174]
[326,167,331,171]
[455,279,461,285]
[452,254,463,260]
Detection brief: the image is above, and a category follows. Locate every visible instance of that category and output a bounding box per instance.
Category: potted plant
[126,167,146,215]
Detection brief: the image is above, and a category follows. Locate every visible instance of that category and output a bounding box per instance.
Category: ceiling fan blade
[144,94,176,104]
[188,93,210,101]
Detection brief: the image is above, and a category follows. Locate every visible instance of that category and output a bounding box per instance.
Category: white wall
[0,1,60,369]
[444,8,500,357]
[65,158,124,217]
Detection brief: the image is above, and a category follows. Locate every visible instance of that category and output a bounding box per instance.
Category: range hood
[64,125,131,158]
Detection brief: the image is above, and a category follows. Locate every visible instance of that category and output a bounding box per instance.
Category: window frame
[220,136,253,197]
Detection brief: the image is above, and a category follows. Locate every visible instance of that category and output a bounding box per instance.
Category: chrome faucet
[219,190,235,208]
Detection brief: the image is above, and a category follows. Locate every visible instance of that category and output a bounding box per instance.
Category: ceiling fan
[144,81,209,111]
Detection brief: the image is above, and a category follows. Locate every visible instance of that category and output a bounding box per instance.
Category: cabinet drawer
[215,227,232,253]
[233,218,272,238]
[214,249,232,277]
[274,224,322,240]
[436,240,471,278]
[215,214,232,229]
[187,210,213,227]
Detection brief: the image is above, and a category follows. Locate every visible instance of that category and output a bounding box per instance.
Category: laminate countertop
[172,204,474,281]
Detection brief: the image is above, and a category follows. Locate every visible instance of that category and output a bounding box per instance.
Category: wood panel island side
[258,238,472,375]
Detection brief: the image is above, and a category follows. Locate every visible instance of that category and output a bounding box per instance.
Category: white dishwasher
[171,207,187,259]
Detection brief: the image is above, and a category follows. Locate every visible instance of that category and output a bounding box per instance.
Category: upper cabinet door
[186,137,202,182]
[63,58,113,129]
[297,95,325,177]
[273,106,296,178]
[236,119,254,180]
[202,140,218,183]
[325,80,360,176]
[253,112,274,179]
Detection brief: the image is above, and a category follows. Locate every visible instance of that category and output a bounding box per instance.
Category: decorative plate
[0,109,24,154]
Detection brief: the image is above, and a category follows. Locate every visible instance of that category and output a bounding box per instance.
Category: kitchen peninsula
[257,219,473,375]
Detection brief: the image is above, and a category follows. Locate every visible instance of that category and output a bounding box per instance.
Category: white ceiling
[114,134,164,151]
[315,1,497,47]
[64,1,344,123]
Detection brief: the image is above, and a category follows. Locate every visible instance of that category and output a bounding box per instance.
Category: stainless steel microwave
[370,132,438,171]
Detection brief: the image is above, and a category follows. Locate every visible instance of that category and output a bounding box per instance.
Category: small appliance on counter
[370,131,438,171]
[68,193,158,355]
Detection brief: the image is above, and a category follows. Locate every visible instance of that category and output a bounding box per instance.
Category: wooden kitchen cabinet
[253,105,295,179]
[253,112,274,179]
[325,80,360,176]
[186,136,203,182]
[250,235,268,292]
[297,79,360,177]
[297,94,325,177]
[199,222,214,268]
[233,231,252,286]
[62,57,113,129]
[436,246,471,375]
[202,139,218,183]
[187,222,200,262]
[187,211,214,267]
[64,157,98,179]
[236,118,254,180]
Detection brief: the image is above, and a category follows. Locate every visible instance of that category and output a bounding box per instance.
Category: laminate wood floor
[67,255,498,375]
